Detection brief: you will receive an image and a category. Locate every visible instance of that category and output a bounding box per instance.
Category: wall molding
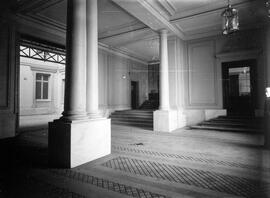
[216,49,262,60]
[99,43,148,65]
[187,40,218,107]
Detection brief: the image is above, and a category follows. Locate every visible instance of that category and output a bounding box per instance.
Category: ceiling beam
[111,0,185,39]
[170,0,254,23]
[15,0,64,13]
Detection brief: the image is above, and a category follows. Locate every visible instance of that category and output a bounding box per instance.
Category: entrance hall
[1,0,270,197]
[1,124,269,198]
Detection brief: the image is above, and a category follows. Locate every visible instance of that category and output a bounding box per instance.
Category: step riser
[113,112,153,115]
[112,120,152,124]
[190,126,261,133]
[112,122,153,127]
[111,110,154,128]
[111,116,153,120]
[190,116,263,134]
[200,123,262,129]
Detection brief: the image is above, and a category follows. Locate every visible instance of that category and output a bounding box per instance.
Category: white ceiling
[16,0,267,62]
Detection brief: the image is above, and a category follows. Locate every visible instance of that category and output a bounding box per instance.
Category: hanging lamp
[221,0,239,35]
[266,0,270,17]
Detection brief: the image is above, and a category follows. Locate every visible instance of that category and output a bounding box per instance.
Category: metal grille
[20,39,66,64]
[102,156,270,198]
[113,145,269,171]
[51,169,169,198]
[20,45,66,64]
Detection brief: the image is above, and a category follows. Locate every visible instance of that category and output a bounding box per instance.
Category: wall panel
[0,21,17,138]
[188,40,217,107]
[0,27,9,108]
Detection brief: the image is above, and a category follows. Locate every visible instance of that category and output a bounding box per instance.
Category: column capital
[159,29,168,35]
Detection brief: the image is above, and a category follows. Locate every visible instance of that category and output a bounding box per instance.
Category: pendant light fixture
[266,0,270,17]
[221,0,239,35]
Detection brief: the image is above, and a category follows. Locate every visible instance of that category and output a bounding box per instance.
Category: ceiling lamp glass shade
[221,1,239,35]
[266,0,270,17]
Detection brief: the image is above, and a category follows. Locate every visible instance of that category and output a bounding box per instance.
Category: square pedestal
[49,118,111,168]
[154,110,178,132]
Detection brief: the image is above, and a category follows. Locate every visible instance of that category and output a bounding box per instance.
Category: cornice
[15,0,64,13]
[215,49,262,59]
[157,0,176,16]
[99,42,148,65]
[99,20,146,39]
[170,0,253,23]
[15,14,66,39]
[99,27,150,41]
[27,13,66,30]
[138,0,185,38]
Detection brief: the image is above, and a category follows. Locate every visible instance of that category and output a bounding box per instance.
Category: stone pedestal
[154,110,178,132]
[177,110,187,128]
[49,118,111,168]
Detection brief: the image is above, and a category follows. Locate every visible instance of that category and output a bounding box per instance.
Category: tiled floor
[1,122,270,198]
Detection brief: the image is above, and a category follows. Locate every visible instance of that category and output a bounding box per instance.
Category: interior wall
[16,18,149,118]
[19,58,65,115]
[215,28,265,114]
[168,28,265,125]
[148,63,159,94]
[99,49,148,115]
[130,61,149,106]
[0,21,17,138]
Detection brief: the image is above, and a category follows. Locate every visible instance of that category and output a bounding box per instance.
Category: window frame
[34,72,51,102]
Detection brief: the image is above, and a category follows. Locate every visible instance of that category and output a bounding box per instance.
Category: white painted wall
[167,28,265,126]
[19,48,148,117]
[99,49,148,115]
[20,57,65,115]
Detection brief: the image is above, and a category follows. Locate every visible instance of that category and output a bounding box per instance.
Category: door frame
[222,59,257,116]
[216,50,260,112]
[131,81,139,109]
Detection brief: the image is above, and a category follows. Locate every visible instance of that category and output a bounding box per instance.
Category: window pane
[36,73,42,80]
[36,82,41,99]
[43,82,49,99]
[43,75,49,81]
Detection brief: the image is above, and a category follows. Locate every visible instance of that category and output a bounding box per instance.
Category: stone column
[265,23,270,149]
[86,0,100,118]
[159,29,170,110]
[153,29,177,132]
[49,0,111,168]
[61,0,87,121]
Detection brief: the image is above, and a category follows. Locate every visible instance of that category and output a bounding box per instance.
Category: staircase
[139,100,159,110]
[110,110,153,129]
[190,116,264,134]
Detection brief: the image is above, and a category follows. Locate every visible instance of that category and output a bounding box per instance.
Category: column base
[154,110,178,132]
[49,118,111,168]
[87,112,103,119]
[177,110,187,128]
[264,113,270,149]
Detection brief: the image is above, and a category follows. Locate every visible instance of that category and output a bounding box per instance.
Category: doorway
[131,81,139,109]
[222,59,257,116]
[18,36,66,131]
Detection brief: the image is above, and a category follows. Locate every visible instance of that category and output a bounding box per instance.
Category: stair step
[218,116,257,119]
[110,110,154,128]
[113,112,153,116]
[112,120,153,127]
[111,115,153,119]
[189,115,264,134]
[201,121,262,129]
[190,125,262,133]
[210,118,262,124]
[112,118,153,123]
[110,117,153,122]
